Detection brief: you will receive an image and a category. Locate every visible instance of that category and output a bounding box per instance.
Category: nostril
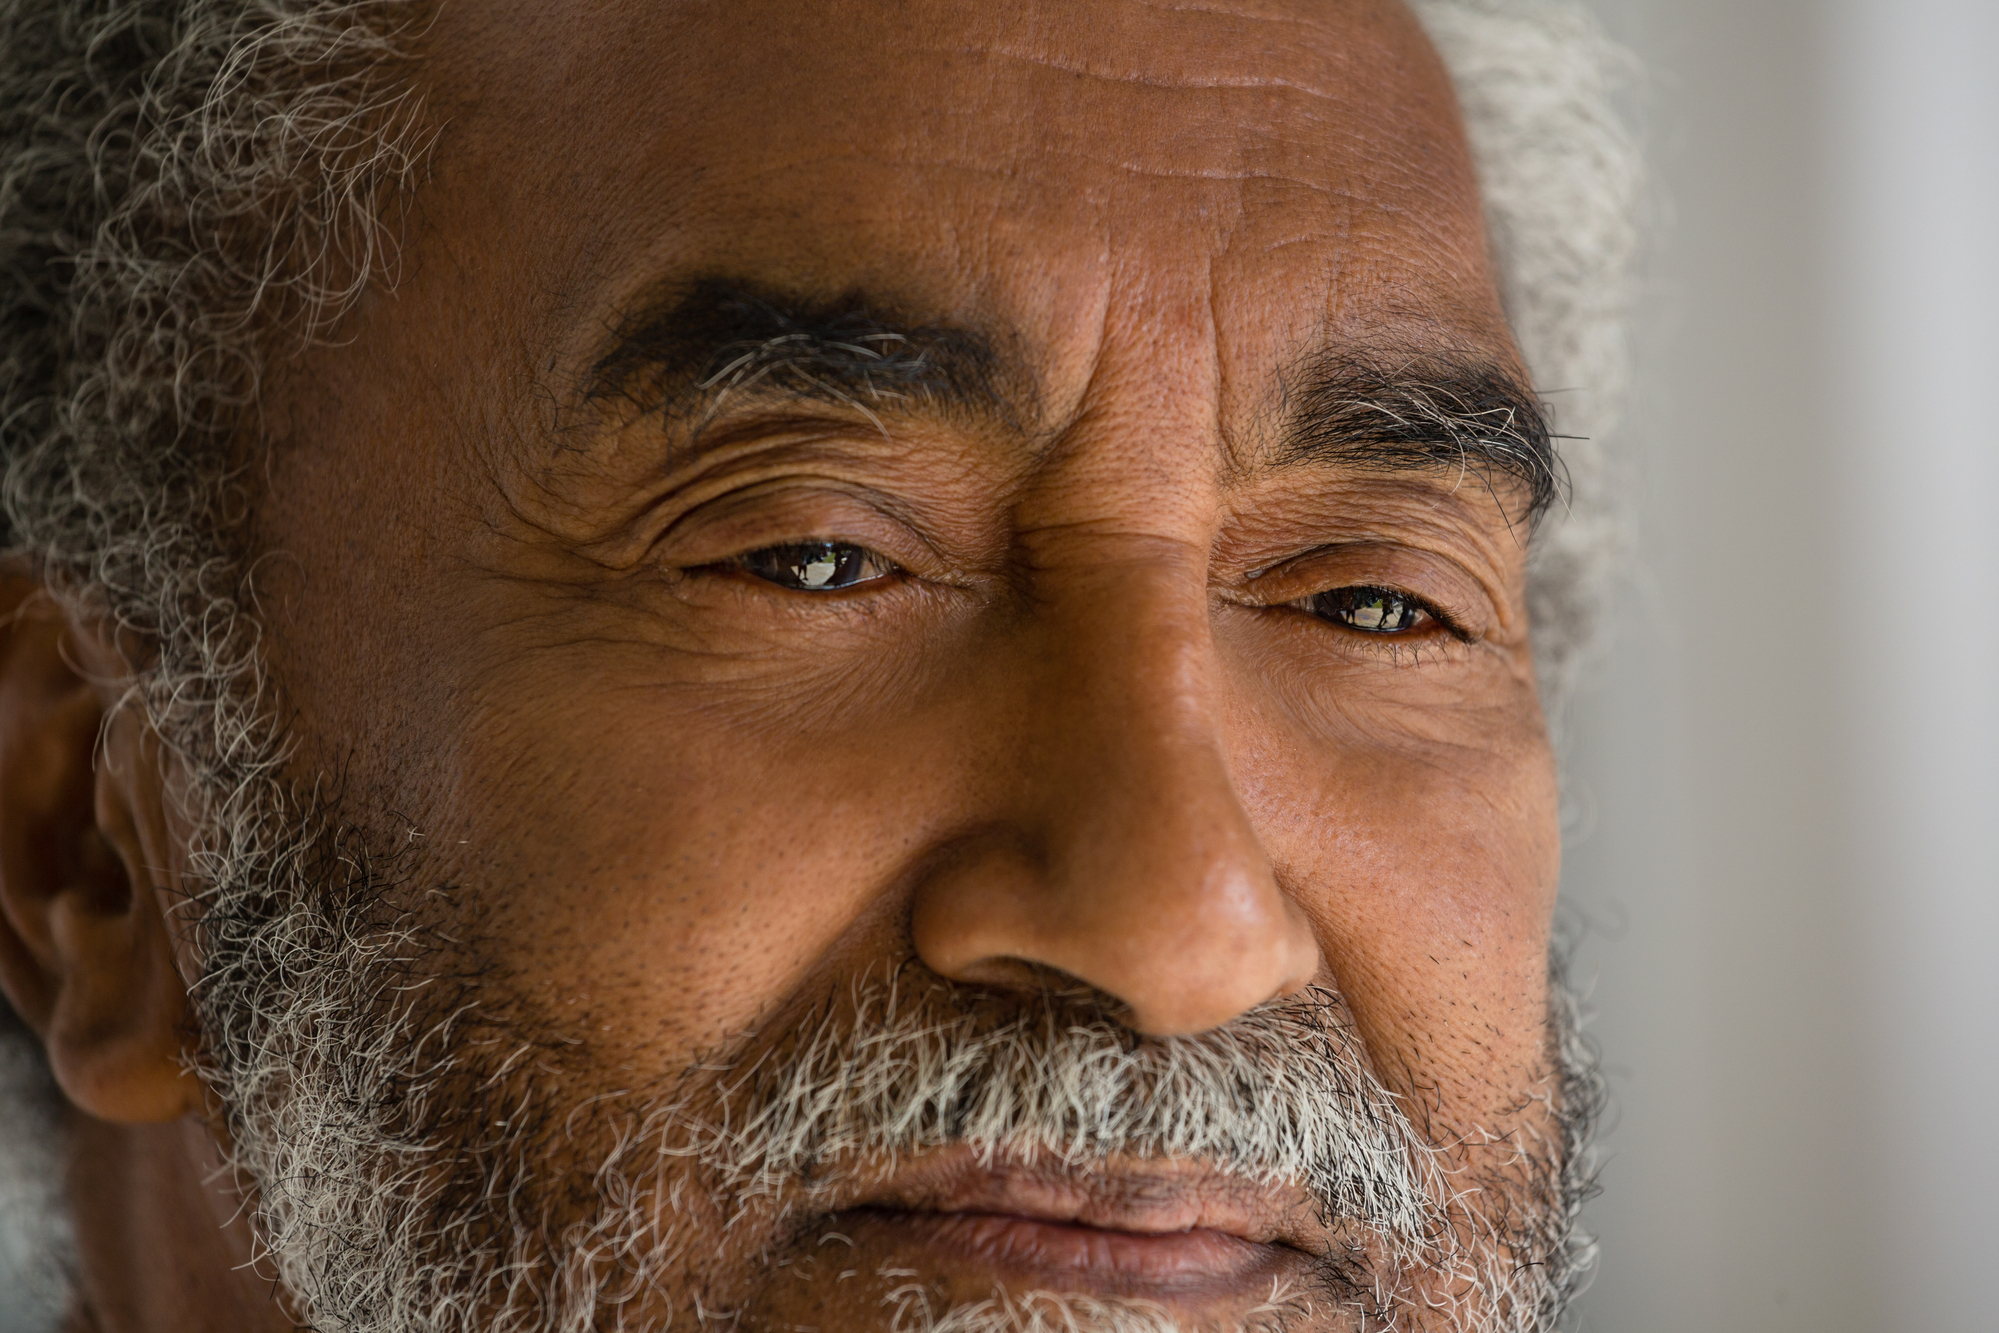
[941,955,1137,1024]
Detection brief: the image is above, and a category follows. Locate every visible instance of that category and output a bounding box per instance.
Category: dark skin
[0,1,1563,1328]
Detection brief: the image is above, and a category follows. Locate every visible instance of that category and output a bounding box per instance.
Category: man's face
[231,0,1571,1327]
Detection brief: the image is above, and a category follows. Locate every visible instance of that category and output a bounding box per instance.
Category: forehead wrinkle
[707,147,1351,201]
[1204,212,1267,482]
[832,95,1480,254]
[944,0,1424,88]
[876,18,1461,173]
[1145,0,1336,22]
[966,41,1353,97]
[702,144,1386,247]
[904,68,1423,169]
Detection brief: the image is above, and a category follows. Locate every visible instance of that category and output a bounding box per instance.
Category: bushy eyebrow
[581,278,1017,435]
[1279,350,1561,525]
[581,276,1558,522]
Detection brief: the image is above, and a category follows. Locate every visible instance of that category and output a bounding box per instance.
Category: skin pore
[0,0,1574,1329]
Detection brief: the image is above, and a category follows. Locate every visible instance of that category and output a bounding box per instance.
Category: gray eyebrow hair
[582,277,1560,522]
[581,278,1017,436]
[1280,349,1563,525]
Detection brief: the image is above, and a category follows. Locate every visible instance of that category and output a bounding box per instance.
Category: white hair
[0,1,1642,1328]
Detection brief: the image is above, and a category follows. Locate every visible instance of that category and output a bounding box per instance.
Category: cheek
[1221,648,1560,1115]
[432,717,897,1064]
[413,618,994,1067]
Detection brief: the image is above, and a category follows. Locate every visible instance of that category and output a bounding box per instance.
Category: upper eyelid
[653,482,961,569]
[1234,546,1488,627]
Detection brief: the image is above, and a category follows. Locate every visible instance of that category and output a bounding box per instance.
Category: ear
[0,571,201,1123]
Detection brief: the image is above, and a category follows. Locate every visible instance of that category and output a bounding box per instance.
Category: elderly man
[0,0,1638,1329]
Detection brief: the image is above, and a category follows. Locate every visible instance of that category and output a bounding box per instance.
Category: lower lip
[836,1208,1295,1290]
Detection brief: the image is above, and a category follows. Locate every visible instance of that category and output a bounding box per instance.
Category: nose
[909,536,1322,1037]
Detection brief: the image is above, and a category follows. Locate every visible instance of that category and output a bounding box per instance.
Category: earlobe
[0,573,201,1123]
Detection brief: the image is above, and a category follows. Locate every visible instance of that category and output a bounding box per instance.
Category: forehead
[416,0,1510,399]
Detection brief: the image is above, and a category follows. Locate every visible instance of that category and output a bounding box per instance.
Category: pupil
[1351,597,1391,630]
[796,547,842,588]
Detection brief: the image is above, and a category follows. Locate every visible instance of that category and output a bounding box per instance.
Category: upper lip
[832,1144,1326,1253]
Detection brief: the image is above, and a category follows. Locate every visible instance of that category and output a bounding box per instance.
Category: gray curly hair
[0,0,429,825]
[0,0,1642,1327]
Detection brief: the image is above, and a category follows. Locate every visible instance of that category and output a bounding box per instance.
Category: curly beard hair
[178,799,1602,1333]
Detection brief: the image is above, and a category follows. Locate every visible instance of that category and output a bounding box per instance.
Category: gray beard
[179,803,1601,1333]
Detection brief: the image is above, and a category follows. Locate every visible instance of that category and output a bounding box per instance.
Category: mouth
[835,1207,1287,1288]
[805,1147,1327,1302]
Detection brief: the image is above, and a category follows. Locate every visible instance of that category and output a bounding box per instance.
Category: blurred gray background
[1559,1,1998,1330]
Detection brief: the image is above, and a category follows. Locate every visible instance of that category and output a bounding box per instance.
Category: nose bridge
[1025,535,1233,850]
[909,532,1322,1037]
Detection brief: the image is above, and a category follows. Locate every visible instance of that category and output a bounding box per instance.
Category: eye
[734,541,899,592]
[1295,586,1434,633]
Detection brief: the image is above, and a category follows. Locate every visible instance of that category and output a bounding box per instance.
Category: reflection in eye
[737,541,895,591]
[1299,586,1431,633]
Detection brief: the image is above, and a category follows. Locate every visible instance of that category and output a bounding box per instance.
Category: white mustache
[660,976,1440,1248]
